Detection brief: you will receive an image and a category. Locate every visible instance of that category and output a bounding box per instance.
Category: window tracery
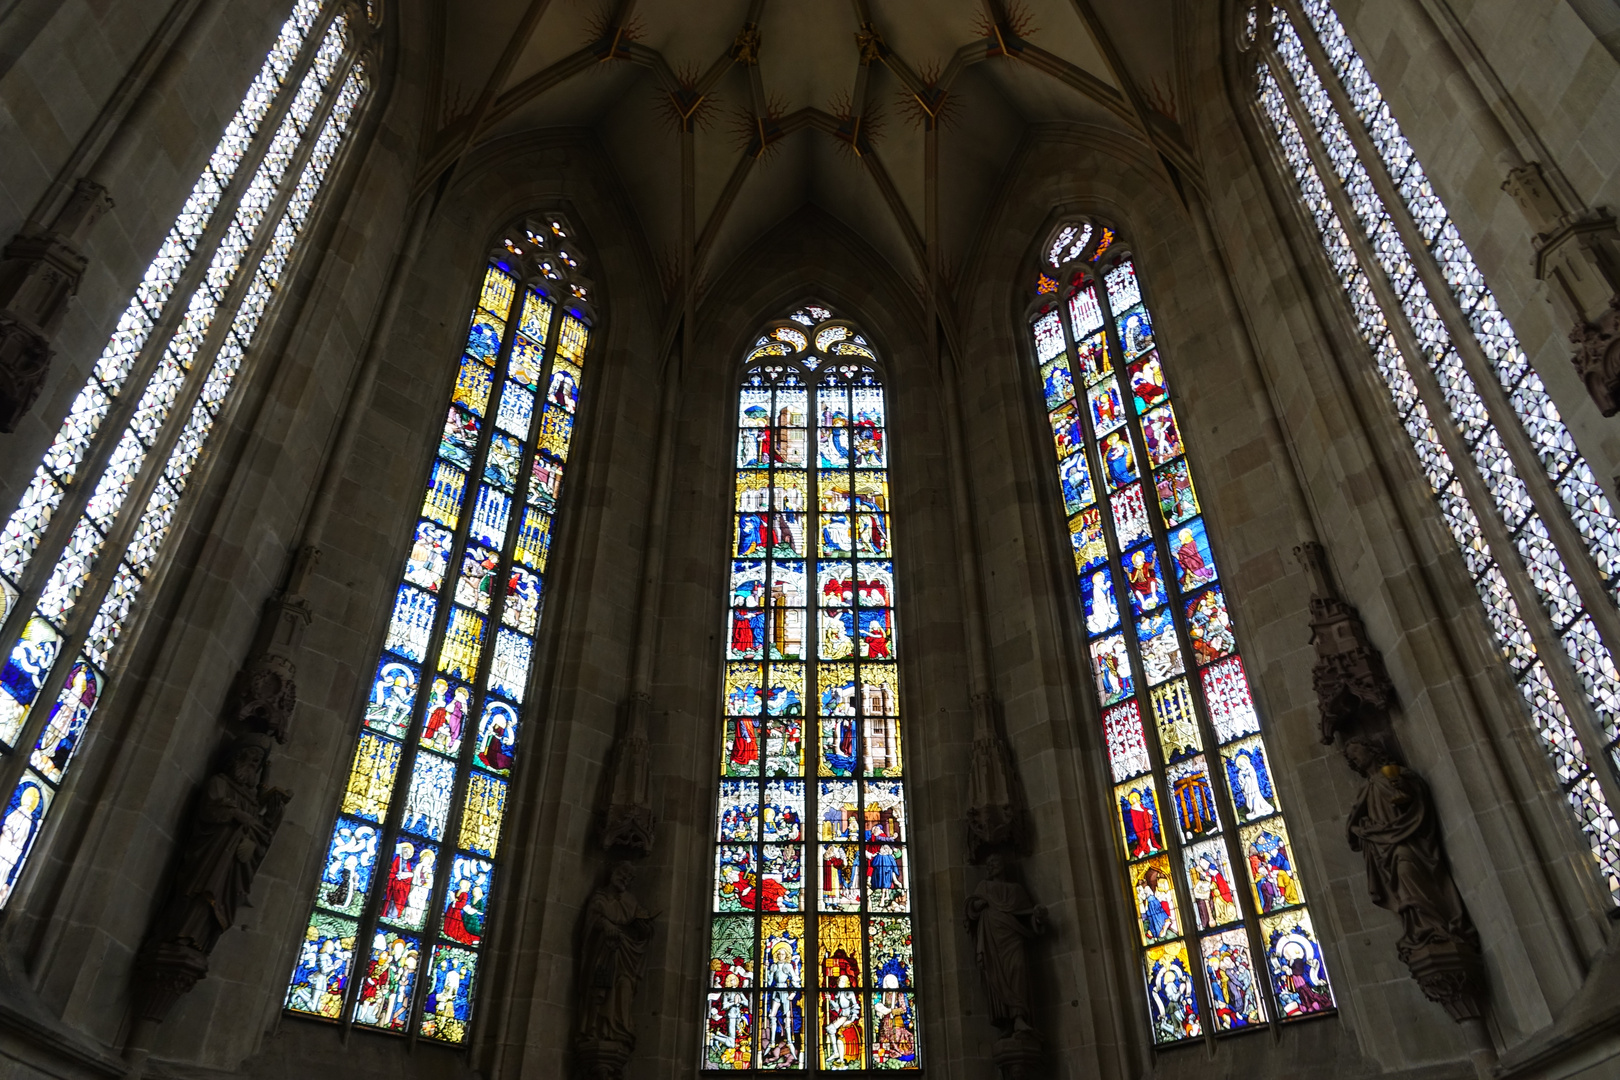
[1250,0,1620,899]
[1027,223,1336,1043]
[704,307,920,1071]
[283,220,594,1043]
[0,0,370,910]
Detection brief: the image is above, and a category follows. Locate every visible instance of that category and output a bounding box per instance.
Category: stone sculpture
[1345,739,1483,1020]
[965,854,1046,1077]
[135,734,291,1020]
[1571,295,1620,416]
[575,861,657,1079]
[1295,544,1486,1025]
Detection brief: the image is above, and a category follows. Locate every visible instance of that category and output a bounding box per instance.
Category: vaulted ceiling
[408,0,1202,298]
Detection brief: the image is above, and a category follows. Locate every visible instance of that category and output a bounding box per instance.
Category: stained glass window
[1029,223,1336,1043]
[1251,0,1620,898]
[284,221,593,1045]
[0,0,369,910]
[703,308,921,1071]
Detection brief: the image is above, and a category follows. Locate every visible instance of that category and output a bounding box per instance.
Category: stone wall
[0,0,1616,1078]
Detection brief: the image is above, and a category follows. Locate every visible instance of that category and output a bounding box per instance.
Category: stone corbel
[1296,542,1396,747]
[600,692,655,857]
[1294,544,1488,1028]
[1502,163,1620,416]
[0,178,113,431]
[964,693,1026,863]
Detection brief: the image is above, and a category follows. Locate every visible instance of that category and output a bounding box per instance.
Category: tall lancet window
[704,306,921,1071]
[1251,0,1620,899]
[1028,223,1336,1043]
[0,1,371,910]
[283,221,594,1043]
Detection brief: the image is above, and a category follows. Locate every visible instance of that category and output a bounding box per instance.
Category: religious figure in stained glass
[285,224,596,1042]
[1026,219,1334,1042]
[703,307,920,1071]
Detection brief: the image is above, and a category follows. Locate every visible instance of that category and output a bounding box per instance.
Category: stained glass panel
[287,253,593,1040]
[704,316,919,1070]
[1029,229,1334,1038]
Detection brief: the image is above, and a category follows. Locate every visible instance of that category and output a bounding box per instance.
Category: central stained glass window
[703,306,920,1071]
[1029,221,1335,1043]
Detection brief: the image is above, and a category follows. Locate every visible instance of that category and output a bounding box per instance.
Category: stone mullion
[1274,0,1620,697]
[339,275,522,1035]
[1087,271,1225,1047]
[404,286,563,1046]
[845,379,873,1070]
[1262,42,1620,831]
[0,38,363,814]
[755,373,773,1071]
[0,2,347,663]
[791,371,816,1075]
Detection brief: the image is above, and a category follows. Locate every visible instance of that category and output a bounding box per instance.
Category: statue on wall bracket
[1295,543,1487,1026]
[573,693,661,1079]
[131,547,317,1025]
[961,693,1048,1079]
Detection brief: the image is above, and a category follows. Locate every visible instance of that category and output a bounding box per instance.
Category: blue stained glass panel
[1041,355,1076,410]
[441,854,492,946]
[1119,307,1155,360]
[401,751,457,840]
[466,311,503,362]
[1059,455,1096,516]
[316,816,381,917]
[439,407,480,470]
[474,698,518,774]
[420,944,478,1043]
[1101,431,1138,489]
[364,655,419,739]
[1168,518,1218,594]
[1082,566,1120,637]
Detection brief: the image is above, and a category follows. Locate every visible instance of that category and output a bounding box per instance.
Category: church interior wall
[0,0,299,520]
[0,1,1618,1078]
[1192,4,1620,1070]
[1328,0,1620,499]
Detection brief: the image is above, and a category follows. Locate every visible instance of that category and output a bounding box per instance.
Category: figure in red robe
[863,619,890,659]
[1126,549,1160,603]
[1120,791,1161,858]
[729,716,759,767]
[384,844,414,918]
[731,610,758,655]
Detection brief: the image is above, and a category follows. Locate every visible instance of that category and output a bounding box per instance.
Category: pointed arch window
[1027,222,1336,1043]
[282,220,594,1043]
[1249,0,1620,900]
[0,0,372,910]
[703,307,921,1071]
